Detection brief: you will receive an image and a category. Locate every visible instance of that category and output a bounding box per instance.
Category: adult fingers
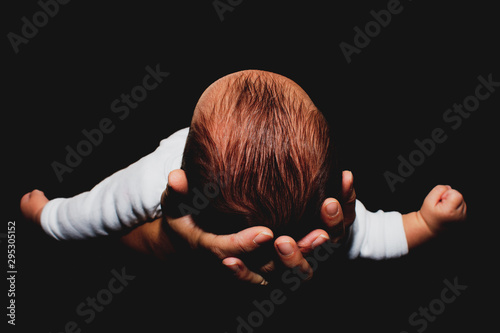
[168,169,189,194]
[296,229,330,254]
[161,170,189,218]
[199,227,274,259]
[167,215,274,257]
[275,236,313,281]
[222,257,269,285]
[165,214,204,250]
[320,198,345,242]
[341,170,356,226]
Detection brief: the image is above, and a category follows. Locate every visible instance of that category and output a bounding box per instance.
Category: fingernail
[223,259,240,273]
[311,234,330,249]
[253,232,273,245]
[326,202,339,217]
[277,242,294,256]
[225,263,240,273]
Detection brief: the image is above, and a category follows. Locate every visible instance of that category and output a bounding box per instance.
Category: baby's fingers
[425,185,452,206]
[440,188,467,221]
[424,185,467,223]
[441,188,464,208]
[20,189,48,225]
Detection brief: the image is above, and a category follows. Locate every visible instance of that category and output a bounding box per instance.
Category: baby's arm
[347,200,409,259]
[402,185,466,248]
[348,185,466,260]
[20,128,188,240]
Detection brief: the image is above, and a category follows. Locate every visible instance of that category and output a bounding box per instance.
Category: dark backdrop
[3,1,498,332]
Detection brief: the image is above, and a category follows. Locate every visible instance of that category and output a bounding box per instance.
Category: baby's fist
[419,185,467,235]
[20,190,49,226]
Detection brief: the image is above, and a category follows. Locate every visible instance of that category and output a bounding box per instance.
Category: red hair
[181,71,340,237]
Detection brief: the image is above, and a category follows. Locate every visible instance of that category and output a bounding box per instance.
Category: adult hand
[226,170,357,282]
[162,170,276,284]
[163,169,356,285]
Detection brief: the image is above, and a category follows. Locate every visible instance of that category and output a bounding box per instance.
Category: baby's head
[181,70,341,238]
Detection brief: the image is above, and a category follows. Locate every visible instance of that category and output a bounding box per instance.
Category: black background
[3,0,498,332]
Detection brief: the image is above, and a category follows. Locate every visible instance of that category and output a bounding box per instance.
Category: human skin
[20,170,357,285]
[20,70,467,284]
[20,173,466,284]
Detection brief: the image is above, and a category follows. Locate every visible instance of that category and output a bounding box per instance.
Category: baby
[20,70,467,282]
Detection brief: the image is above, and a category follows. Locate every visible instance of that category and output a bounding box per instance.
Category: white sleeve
[40,128,189,240]
[347,199,409,260]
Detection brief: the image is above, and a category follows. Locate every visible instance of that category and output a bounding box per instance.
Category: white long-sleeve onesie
[41,128,408,260]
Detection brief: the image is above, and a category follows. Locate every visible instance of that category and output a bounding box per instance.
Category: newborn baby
[178,70,340,239]
[20,70,467,278]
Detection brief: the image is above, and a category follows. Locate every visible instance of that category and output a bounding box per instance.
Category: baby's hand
[20,190,49,226]
[419,185,467,235]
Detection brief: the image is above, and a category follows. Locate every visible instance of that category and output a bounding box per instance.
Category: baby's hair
[181,71,341,237]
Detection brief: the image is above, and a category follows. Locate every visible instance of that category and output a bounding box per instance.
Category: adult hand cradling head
[162,70,357,284]
[162,168,356,285]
